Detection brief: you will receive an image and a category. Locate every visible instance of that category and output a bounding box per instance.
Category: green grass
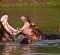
[44,0,60,9]
[0,2,39,10]
[0,0,60,10]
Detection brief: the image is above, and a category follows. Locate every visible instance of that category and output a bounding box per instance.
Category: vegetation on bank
[0,2,39,10]
[45,0,60,9]
[0,0,60,10]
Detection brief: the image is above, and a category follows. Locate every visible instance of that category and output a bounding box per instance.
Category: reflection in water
[1,43,36,55]
[2,45,17,55]
[0,45,4,55]
[21,45,32,53]
[0,40,60,55]
[21,45,37,54]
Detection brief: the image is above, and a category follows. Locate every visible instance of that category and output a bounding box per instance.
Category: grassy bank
[0,0,60,10]
[0,2,39,10]
[44,0,60,9]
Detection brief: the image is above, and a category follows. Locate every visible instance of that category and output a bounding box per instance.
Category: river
[0,2,60,55]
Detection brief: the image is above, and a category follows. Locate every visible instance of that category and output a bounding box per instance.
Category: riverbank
[0,0,60,10]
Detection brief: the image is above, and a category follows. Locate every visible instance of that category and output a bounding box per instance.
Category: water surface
[0,40,60,55]
[0,2,60,55]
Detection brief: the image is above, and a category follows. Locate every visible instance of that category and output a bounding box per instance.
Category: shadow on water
[0,40,60,55]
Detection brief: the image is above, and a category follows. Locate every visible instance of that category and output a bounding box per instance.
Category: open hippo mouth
[0,15,60,44]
